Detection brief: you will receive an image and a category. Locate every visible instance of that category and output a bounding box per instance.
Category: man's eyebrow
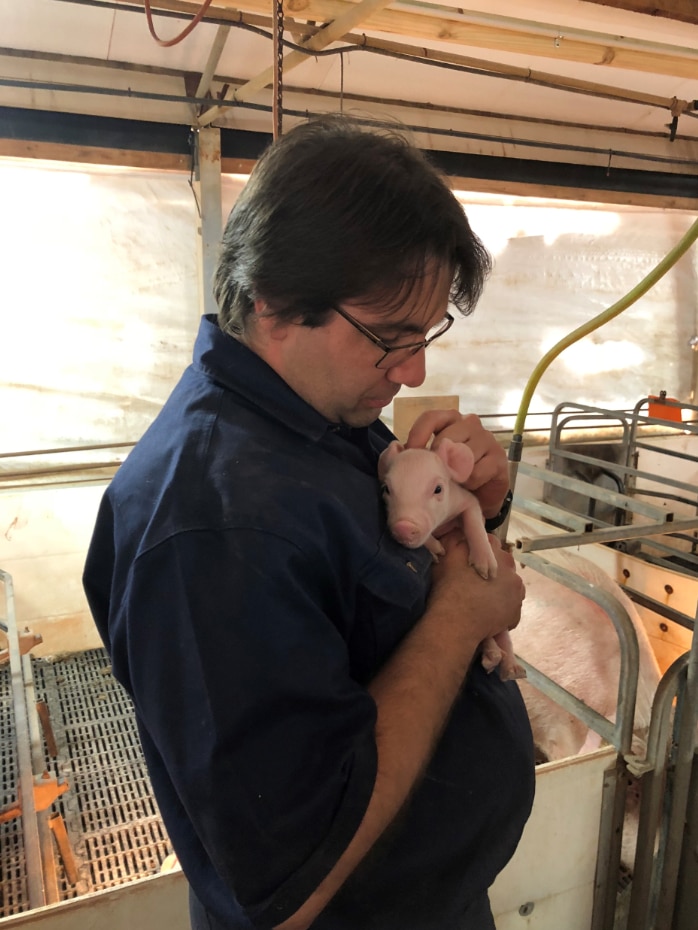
[379,316,446,339]
[374,318,429,337]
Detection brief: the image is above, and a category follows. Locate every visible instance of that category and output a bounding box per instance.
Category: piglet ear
[377,440,405,479]
[434,438,474,484]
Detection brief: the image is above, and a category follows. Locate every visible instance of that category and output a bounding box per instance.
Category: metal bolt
[519,901,535,916]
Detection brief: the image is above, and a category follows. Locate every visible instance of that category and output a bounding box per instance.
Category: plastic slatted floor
[0,649,173,917]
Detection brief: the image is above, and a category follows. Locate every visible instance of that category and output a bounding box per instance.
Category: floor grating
[0,648,173,917]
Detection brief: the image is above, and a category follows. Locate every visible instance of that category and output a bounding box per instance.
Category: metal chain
[272,0,284,139]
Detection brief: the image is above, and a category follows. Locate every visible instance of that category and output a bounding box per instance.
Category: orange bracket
[0,628,43,664]
[0,772,69,823]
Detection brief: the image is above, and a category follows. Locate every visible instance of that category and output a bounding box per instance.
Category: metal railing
[508,404,698,930]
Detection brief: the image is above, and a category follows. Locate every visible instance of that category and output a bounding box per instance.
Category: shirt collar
[192,314,357,445]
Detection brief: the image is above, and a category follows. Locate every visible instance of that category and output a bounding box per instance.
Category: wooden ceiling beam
[139,1,698,80]
[581,1,698,27]
[197,0,395,123]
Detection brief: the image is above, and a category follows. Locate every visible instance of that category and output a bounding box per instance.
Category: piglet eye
[434,484,442,494]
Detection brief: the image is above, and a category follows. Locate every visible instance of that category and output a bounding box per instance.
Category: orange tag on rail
[648,395,683,422]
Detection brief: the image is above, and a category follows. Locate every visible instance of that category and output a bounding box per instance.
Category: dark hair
[214,115,492,336]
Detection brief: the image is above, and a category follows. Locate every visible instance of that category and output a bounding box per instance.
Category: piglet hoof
[480,637,503,673]
[470,556,498,581]
[471,561,492,580]
[498,659,527,682]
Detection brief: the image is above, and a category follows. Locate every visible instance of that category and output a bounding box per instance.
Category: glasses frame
[332,305,454,369]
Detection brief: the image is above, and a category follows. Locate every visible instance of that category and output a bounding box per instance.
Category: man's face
[263,263,454,427]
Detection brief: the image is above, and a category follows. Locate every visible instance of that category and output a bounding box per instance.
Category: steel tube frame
[1,569,46,909]
[522,399,698,929]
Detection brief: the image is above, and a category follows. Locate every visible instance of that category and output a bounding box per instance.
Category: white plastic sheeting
[1,159,696,452]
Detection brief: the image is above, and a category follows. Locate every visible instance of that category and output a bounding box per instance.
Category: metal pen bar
[517,461,674,522]
[623,587,696,631]
[548,447,698,499]
[514,551,640,757]
[634,537,698,567]
[1,569,45,909]
[515,516,698,553]
[633,440,698,463]
[517,659,616,745]
[655,602,698,930]
[515,549,641,930]
[592,756,631,930]
[22,652,60,904]
[511,496,594,533]
[628,655,689,930]
[0,441,135,459]
[0,475,120,493]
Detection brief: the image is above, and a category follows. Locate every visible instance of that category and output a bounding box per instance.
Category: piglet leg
[480,636,503,673]
[424,535,445,562]
[460,501,498,580]
[492,631,526,681]
[480,632,526,681]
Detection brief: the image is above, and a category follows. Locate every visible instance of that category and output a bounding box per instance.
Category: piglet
[378,439,525,681]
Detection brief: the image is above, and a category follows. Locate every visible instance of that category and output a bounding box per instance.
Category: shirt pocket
[350,534,433,680]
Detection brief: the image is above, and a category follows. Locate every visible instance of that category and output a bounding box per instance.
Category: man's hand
[430,529,525,638]
[404,410,509,519]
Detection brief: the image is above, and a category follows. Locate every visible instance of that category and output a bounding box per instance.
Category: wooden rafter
[136,0,698,80]
[197,0,396,124]
[195,23,232,98]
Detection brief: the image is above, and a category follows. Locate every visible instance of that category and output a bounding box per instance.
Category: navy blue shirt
[84,315,534,929]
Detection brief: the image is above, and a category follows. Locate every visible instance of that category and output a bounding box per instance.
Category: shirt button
[406,561,418,573]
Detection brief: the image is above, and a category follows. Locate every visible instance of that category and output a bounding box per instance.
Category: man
[84,115,534,930]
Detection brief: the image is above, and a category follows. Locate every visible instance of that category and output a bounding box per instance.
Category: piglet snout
[390,519,425,548]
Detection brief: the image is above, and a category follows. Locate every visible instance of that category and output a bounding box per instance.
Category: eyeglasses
[332,305,454,369]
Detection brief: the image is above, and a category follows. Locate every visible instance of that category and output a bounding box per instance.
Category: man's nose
[385,349,427,388]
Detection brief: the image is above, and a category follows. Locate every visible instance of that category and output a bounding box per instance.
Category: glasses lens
[374,314,453,369]
[427,315,453,340]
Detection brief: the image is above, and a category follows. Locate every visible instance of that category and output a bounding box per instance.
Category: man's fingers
[404,409,461,449]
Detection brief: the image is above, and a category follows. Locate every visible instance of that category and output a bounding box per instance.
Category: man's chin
[341,410,383,429]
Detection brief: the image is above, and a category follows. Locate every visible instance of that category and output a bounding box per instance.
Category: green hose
[510,214,698,457]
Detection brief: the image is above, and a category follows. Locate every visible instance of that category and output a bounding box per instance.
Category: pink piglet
[378,438,524,681]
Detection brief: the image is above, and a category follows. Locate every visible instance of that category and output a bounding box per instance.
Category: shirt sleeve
[116,526,378,927]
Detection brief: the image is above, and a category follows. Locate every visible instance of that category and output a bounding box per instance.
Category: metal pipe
[655,603,698,929]
[515,461,680,522]
[627,654,690,929]
[22,652,60,905]
[513,551,640,757]
[1,570,45,908]
[515,516,698,553]
[3,74,698,171]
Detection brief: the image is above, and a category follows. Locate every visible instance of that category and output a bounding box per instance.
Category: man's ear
[435,438,474,484]
[253,299,288,341]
